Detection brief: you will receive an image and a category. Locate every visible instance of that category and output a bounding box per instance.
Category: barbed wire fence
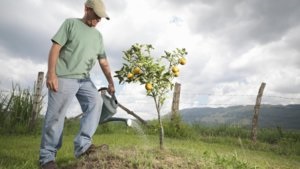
[115,92,300,108]
[1,73,300,119]
[2,90,299,104]
[179,93,300,106]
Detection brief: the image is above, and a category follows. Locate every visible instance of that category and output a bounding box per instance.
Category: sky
[0,0,300,120]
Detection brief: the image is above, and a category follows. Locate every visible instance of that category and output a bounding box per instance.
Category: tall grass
[0,83,43,134]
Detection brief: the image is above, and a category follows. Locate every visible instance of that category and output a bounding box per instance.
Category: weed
[0,83,44,135]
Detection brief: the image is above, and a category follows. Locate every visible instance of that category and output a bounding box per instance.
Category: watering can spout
[100,117,133,127]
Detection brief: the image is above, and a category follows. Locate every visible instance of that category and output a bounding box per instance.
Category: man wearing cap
[39,0,114,168]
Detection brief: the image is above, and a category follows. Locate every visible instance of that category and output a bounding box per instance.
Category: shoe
[41,161,58,169]
[79,144,109,158]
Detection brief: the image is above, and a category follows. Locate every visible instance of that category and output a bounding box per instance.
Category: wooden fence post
[251,82,266,143]
[171,83,181,121]
[29,71,44,130]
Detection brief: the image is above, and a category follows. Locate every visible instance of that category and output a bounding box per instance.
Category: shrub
[163,114,197,139]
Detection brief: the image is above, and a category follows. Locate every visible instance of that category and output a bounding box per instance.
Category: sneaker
[41,161,58,169]
[79,144,109,158]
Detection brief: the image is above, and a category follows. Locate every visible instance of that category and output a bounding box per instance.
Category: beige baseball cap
[85,0,110,20]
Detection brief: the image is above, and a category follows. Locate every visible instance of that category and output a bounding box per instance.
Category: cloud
[0,0,299,120]
[0,0,83,63]
[185,0,300,43]
[0,46,47,89]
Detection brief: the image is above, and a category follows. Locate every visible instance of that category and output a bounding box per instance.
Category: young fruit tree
[115,43,187,149]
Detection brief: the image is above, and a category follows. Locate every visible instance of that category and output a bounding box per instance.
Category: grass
[0,135,41,169]
[0,117,299,168]
[1,131,300,169]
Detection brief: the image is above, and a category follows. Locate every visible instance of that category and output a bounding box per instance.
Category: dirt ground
[61,148,201,169]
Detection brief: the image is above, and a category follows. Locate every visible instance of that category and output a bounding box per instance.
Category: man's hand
[107,83,115,95]
[46,73,58,92]
[46,42,61,92]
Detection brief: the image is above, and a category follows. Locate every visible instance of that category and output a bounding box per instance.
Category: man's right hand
[46,42,61,92]
[46,73,58,92]
[107,83,115,95]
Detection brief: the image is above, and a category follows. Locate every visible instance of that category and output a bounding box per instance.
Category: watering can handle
[98,87,108,92]
[98,87,118,104]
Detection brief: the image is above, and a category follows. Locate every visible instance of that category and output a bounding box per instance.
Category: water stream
[129,120,149,145]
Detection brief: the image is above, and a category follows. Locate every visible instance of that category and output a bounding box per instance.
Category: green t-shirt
[52,18,106,79]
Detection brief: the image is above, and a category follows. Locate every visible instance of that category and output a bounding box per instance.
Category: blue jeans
[39,78,103,165]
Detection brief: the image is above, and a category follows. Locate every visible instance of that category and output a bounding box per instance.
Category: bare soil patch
[61,148,201,169]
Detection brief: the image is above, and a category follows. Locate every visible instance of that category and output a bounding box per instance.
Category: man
[39,0,115,168]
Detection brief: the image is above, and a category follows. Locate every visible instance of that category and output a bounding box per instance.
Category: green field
[0,123,300,169]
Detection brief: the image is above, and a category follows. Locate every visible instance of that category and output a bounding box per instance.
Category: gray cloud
[191,0,300,45]
[0,0,299,116]
[0,24,50,63]
[0,1,64,63]
[163,0,300,49]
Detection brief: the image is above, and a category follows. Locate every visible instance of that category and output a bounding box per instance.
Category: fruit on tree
[145,83,153,91]
[133,67,142,75]
[127,73,134,79]
[172,66,179,73]
[179,57,186,65]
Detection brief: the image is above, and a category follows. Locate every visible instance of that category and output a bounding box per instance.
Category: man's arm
[46,42,61,92]
[98,58,115,95]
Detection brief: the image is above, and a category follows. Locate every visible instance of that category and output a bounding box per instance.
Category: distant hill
[178,104,300,129]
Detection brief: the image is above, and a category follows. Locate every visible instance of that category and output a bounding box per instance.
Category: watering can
[98,87,147,126]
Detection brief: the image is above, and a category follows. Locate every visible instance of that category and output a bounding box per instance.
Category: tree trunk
[157,108,164,150]
[154,96,164,149]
